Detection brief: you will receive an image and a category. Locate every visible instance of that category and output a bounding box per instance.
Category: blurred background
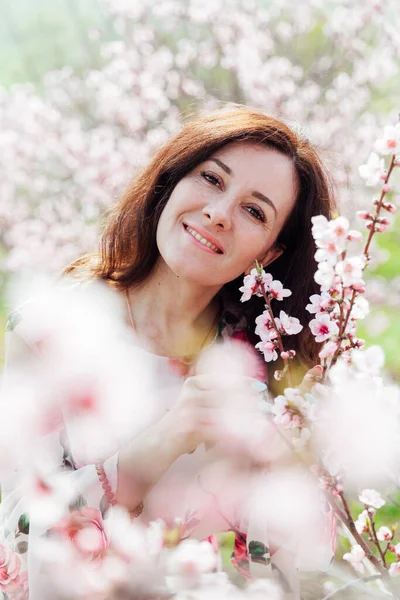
[0,0,399,377]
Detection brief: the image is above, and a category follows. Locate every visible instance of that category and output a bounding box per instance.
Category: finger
[298,365,324,394]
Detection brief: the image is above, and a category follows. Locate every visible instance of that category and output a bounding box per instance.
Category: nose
[202,198,233,230]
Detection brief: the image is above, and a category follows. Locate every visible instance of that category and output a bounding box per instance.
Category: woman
[1,106,335,599]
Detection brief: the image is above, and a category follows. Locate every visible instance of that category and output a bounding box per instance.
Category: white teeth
[186,226,221,253]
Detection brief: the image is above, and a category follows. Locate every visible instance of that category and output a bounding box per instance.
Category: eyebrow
[209,158,278,218]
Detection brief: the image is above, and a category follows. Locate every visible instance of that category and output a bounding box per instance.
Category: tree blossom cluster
[240,267,301,379]
[0,0,399,273]
[239,123,400,596]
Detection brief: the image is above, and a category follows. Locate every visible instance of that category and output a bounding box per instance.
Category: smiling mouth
[183,225,223,254]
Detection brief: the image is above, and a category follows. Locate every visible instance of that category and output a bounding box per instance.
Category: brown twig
[367,509,387,567]
[258,280,293,387]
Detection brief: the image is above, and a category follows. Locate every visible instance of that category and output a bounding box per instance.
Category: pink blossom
[351,296,370,320]
[331,216,349,241]
[382,201,397,214]
[269,280,291,301]
[357,210,374,221]
[255,339,278,362]
[335,256,365,287]
[314,242,340,265]
[374,123,400,155]
[354,510,369,534]
[0,545,23,594]
[358,152,385,185]
[347,229,363,242]
[319,340,338,359]
[359,489,385,509]
[343,544,365,573]
[239,269,273,302]
[376,526,392,541]
[306,294,324,314]
[51,507,109,561]
[314,261,335,292]
[393,543,400,558]
[309,313,339,343]
[311,215,329,240]
[279,311,303,335]
[306,292,334,314]
[255,310,280,340]
[270,395,302,429]
[239,272,259,302]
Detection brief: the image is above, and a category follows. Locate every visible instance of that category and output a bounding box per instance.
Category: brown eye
[200,171,222,188]
[246,205,266,222]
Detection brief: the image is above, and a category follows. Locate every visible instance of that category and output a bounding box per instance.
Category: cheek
[236,228,273,263]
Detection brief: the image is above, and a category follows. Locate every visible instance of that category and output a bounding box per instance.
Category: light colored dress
[0,287,333,599]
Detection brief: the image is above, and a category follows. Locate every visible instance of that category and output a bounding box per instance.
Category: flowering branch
[307,122,399,372]
[239,261,302,385]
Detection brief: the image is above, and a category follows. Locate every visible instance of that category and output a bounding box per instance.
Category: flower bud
[288,350,296,358]
[347,230,363,242]
[280,351,289,360]
[383,202,397,214]
[375,222,390,232]
[274,370,284,381]
[357,210,373,221]
[351,281,366,293]
[382,184,392,193]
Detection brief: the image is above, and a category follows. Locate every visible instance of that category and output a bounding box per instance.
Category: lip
[183,223,224,254]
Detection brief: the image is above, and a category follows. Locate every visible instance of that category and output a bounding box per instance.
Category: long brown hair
[67,106,336,371]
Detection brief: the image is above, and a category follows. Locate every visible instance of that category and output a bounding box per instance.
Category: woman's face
[156,142,298,288]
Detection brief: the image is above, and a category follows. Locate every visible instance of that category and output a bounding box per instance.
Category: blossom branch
[367,510,387,567]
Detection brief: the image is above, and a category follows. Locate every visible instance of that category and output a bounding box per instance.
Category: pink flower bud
[357,210,373,220]
[347,230,363,242]
[288,350,296,358]
[375,223,389,232]
[383,202,397,214]
[351,281,366,293]
[280,351,289,360]
[354,338,365,348]
[382,184,392,193]
[380,173,387,181]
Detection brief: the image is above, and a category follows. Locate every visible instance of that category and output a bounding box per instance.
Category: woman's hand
[117,373,263,511]
[163,373,263,456]
[297,364,324,395]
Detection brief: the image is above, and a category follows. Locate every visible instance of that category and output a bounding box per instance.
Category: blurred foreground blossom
[313,355,400,488]
[0,276,156,474]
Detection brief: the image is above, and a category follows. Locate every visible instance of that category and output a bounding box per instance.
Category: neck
[126,260,222,357]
